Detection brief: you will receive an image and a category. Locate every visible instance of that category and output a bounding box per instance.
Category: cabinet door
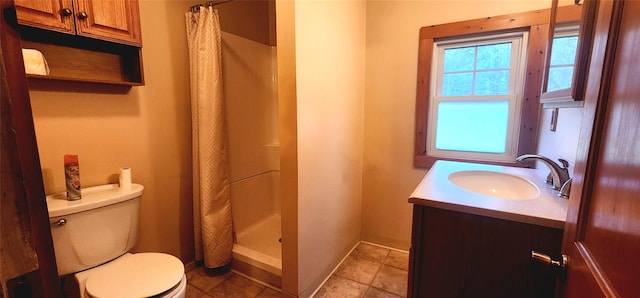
[14,0,75,34]
[73,0,142,46]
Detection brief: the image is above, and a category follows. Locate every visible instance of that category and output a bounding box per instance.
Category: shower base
[232,213,282,288]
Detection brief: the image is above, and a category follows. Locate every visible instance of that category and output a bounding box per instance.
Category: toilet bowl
[47,184,186,298]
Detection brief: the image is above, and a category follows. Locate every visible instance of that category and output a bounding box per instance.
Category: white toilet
[46,184,187,298]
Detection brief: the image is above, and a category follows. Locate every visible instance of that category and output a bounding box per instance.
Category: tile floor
[185,242,409,298]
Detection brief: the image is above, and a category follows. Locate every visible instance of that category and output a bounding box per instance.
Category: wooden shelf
[19,26,144,87]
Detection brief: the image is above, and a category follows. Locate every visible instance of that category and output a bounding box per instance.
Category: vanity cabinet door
[14,0,142,46]
[408,205,564,297]
[14,0,75,34]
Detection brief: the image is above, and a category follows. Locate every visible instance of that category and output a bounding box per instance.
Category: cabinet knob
[61,8,72,17]
[77,11,89,20]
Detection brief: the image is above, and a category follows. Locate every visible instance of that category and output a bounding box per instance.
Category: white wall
[221,31,281,238]
[294,0,366,296]
[536,107,584,178]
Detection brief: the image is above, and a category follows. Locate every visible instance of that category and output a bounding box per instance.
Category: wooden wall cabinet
[15,0,141,46]
[14,0,144,86]
[408,205,564,297]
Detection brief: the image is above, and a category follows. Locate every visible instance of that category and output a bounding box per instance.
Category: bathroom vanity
[407,161,568,297]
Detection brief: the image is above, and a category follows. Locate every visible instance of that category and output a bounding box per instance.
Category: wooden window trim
[413,6,581,168]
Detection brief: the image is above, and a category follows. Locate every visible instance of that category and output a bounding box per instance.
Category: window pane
[547,66,574,91]
[476,42,512,70]
[442,73,473,96]
[443,46,475,72]
[475,70,509,95]
[550,35,578,66]
[435,101,509,153]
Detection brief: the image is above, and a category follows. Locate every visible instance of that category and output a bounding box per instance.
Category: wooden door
[559,0,640,296]
[1,0,62,296]
[14,0,75,34]
[74,0,142,46]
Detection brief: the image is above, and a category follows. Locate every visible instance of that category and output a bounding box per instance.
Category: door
[74,0,142,46]
[14,0,75,33]
[559,0,640,296]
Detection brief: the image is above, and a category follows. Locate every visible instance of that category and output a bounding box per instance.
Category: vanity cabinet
[13,0,144,86]
[408,205,564,297]
[15,0,142,46]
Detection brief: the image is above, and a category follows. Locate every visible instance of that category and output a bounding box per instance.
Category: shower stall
[221,31,281,287]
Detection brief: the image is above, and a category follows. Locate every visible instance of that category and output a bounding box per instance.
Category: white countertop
[409,160,569,229]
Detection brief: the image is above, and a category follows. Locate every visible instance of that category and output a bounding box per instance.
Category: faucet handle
[558,159,569,169]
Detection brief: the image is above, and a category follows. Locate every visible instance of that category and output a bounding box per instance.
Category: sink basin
[448,170,540,200]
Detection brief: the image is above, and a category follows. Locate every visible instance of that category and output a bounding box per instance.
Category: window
[546,25,579,92]
[412,8,572,168]
[428,33,528,163]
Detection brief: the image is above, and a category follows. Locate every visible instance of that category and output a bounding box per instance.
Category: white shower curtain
[185,7,233,269]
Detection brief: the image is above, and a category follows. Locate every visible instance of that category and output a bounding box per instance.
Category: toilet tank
[46,184,144,276]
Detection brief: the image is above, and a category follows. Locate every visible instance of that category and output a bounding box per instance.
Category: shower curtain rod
[190,0,232,13]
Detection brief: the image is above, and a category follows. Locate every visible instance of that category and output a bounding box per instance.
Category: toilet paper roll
[22,48,50,76]
[119,167,132,189]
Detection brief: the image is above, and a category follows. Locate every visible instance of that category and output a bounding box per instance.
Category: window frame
[413,6,580,168]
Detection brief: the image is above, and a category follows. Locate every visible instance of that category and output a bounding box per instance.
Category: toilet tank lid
[46,184,144,218]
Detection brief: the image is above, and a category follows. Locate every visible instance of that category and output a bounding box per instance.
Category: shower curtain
[185,7,233,269]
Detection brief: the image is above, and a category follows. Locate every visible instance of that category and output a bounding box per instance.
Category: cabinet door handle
[61,8,73,17]
[531,250,568,281]
[50,218,67,227]
[77,11,89,20]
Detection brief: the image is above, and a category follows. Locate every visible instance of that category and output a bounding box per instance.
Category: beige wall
[30,0,198,261]
[293,0,366,296]
[361,0,556,250]
[26,0,581,294]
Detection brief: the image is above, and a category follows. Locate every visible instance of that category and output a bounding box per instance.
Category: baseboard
[305,240,360,298]
[184,260,197,273]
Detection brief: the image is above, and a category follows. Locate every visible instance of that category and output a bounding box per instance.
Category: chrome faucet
[515,154,572,198]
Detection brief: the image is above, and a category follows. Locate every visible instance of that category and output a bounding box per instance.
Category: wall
[536,107,583,178]
[293,0,366,296]
[223,32,278,183]
[29,0,199,262]
[361,0,562,250]
[222,31,280,234]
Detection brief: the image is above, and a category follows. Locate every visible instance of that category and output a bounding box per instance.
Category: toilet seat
[84,252,184,298]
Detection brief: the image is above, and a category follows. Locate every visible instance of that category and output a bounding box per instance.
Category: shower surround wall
[221,31,281,286]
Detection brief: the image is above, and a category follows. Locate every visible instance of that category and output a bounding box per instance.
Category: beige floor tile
[186,284,212,298]
[371,265,408,297]
[352,243,390,263]
[384,251,409,271]
[334,255,383,284]
[363,287,404,298]
[208,272,266,297]
[314,275,369,298]
[257,287,290,297]
[186,267,229,293]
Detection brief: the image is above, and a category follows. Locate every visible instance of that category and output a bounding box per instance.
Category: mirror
[540,0,598,108]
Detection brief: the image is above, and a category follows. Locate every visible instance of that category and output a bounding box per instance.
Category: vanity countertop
[409,160,569,229]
